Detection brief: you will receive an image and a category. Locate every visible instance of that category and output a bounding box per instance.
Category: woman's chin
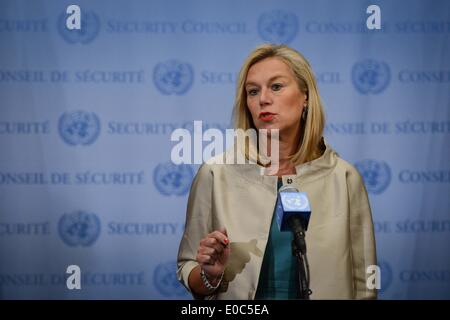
[256,123,281,132]
[256,121,278,129]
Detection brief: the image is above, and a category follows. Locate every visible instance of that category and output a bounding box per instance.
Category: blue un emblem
[153,163,194,196]
[153,261,189,298]
[258,10,299,44]
[57,10,101,44]
[354,159,391,195]
[352,59,390,94]
[153,60,194,95]
[282,193,309,211]
[58,211,101,247]
[58,111,101,146]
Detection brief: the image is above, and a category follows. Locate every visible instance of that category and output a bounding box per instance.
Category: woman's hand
[196,228,230,283]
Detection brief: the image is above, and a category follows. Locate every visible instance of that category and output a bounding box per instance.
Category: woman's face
[245,57,307,135]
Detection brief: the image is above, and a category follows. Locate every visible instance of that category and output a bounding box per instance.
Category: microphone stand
[289,218,312,299]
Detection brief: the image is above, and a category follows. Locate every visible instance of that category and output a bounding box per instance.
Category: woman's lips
[259,112,275,122]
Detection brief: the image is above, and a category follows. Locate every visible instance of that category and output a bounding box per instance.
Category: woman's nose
[259,88,272,106]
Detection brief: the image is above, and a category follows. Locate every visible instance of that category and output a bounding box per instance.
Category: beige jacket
[177,143,377,299]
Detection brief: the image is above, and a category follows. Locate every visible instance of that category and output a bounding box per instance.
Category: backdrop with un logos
[0,0,449,299]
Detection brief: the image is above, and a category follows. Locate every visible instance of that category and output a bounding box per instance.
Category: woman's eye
[271,83,283,91]
[248,89,258,96]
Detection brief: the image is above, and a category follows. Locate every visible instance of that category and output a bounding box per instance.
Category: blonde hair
[233,44,325,165]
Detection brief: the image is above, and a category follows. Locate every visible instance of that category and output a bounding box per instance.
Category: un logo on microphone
[58,211,101,247]
[57,10,100,44]
[153,261,189,298]
[153,162,194,196]
[283,193,309,211]
[352,59,390,94]
[58,111,101,146]
[258,10,299,44]
[153,60,194,95]
[355,159,391,195]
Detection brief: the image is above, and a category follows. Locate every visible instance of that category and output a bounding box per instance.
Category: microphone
[275,185,311,234]
[275,185,312,299]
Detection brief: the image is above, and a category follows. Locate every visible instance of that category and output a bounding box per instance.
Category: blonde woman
[177,44,377,300]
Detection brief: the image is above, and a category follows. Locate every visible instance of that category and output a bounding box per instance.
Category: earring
[302,105,308,121]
